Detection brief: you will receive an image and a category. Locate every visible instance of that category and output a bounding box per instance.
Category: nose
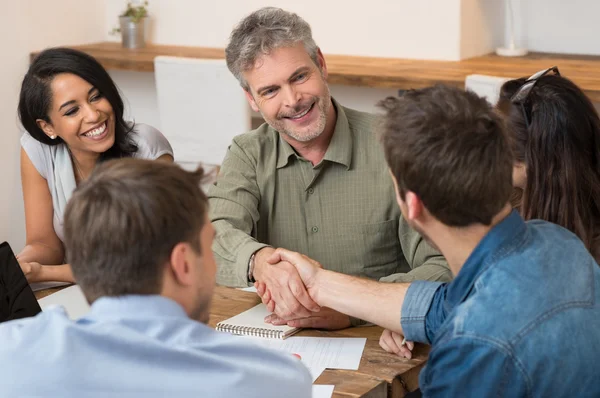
[281,84,301,108]
[82,103,101,124]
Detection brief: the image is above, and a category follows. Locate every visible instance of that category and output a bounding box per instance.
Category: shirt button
[308,188,315,194]
[312,226,319,233]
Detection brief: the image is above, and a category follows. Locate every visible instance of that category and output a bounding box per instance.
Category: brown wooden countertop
[32,42,600,102]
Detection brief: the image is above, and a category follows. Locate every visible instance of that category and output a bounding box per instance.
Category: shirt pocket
[343,218,401,278]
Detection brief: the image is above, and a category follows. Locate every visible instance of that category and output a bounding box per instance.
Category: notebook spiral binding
[216,323,284,339]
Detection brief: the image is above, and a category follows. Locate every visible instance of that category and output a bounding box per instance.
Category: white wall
[109,70,160,127]
[106,0,465,61]
[0,0,106,249]
[506,0,600,56]
[460,0,505,59]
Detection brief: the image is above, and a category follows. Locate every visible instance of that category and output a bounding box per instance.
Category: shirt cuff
[401,281,443,344]
[236,241,270,286]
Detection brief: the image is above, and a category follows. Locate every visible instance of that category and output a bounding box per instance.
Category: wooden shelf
[32,42,600,102]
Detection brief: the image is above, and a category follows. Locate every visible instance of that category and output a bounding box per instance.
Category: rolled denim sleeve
[401,281,445,344]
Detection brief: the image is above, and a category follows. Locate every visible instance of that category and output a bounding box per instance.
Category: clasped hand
[253,248,351,330]
[18,261,42,283]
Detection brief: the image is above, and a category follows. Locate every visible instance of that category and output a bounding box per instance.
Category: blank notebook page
[216,303,300,339]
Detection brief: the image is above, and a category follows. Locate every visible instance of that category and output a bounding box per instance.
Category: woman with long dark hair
[17,47,174,283]
[497,68,600,263]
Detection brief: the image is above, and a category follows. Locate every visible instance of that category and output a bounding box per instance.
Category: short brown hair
[64,159,208,302]
[379,85,513,226]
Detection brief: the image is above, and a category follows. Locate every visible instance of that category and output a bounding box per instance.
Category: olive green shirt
[208,100,451,287]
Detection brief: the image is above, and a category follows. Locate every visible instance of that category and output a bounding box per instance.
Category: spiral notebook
[216,303,300,340]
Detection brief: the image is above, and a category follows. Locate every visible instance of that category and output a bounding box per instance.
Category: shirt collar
[84,295,189,321]
[276,98,353,170]
[445,210,526,309]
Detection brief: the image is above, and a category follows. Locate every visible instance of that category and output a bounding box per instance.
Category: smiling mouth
[81,121,107,137]
[284,103,314,120]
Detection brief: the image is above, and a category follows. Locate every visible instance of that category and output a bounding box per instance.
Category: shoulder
[340,105,382,153]
[21,132,50,157]
[183,329,312,395]
[218,336,312,394]
[524,220,592,265]
[130,123,174,160]
[0,309,68,350]
[20,133,55,178]
[446,223,595,340]
[342,105,378,133]
[229,123,279,160]
[592,234,600,265]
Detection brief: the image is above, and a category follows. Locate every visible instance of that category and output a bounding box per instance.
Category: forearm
[17,242,64,265]
[208,142,264,287]
[213,220,269,287]
[313,269,409,333]
[38,263,75,283]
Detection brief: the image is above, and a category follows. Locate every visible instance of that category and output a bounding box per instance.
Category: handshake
[252,247,414,359]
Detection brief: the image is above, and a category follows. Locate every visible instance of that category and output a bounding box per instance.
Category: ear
[244,89,260,113]
[404,191,424,222]
[36,119,55,138]
[316,47,328,80]
[168,242,196,287]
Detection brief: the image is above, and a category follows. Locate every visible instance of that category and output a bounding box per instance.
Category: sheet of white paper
[37,285,90,320]
[237,286,257,293]
[312,385,334,398]
[243,336,366,372]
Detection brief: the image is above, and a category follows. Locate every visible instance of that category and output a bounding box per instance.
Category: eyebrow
[58,87,98,111]
[289,66,310,81]
[256,66,311,95]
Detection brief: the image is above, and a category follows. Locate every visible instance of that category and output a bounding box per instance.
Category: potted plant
[112,1,150,49]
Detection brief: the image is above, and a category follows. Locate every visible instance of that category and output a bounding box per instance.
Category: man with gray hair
[209,7,450,330]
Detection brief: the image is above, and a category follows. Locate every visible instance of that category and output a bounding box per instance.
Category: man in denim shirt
[263,85,600,397]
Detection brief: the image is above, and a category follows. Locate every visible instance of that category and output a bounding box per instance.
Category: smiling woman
[16,47,174,284]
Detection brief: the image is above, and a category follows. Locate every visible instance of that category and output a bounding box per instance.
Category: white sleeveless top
[21,123,174,243]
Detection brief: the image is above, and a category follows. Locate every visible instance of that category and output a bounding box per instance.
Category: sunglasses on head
[510,66,561,127]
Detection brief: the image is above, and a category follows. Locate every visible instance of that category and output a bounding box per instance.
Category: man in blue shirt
[262,85,600,397]
[0,159,311,397]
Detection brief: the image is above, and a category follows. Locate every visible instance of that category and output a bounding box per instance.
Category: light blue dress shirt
[0,295,312,397]
[401,211,600,397]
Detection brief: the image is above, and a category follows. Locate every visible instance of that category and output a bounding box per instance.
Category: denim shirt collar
[445,210,526,310]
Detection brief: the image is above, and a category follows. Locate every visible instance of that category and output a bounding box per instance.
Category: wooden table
[35,285,428,397]
[32,42,600,102]
[209,286,428,398]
